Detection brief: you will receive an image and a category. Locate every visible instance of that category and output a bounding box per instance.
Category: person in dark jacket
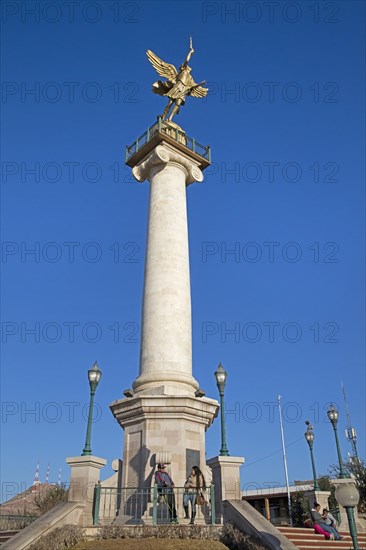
[154,463,178,523]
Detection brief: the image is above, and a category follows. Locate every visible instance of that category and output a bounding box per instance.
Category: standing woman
[184,465,206,524]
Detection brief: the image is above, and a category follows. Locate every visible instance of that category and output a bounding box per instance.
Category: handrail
[125,117,210,164]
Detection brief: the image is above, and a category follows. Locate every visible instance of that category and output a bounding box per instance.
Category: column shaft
[132,144,202,395]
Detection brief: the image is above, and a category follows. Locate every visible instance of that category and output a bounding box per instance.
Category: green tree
[291,491,310,527]
[328,459,366,513]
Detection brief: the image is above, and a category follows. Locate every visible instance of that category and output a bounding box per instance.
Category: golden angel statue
[146,38,208,122]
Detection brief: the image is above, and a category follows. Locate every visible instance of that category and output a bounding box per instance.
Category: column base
[110,394,219,488]
[132,371,200,396]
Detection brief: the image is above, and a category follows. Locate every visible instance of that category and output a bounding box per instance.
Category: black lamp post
[214,363,229,456]
[327,404,360,550]
[82,361,102,456]
[304,420,320,491]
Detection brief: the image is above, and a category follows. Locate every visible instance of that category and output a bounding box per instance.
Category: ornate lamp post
[214,363,229,456]
[327,404,345,476]
[327,404,360,550]
[82,361,102,456]
[304,420,320,491]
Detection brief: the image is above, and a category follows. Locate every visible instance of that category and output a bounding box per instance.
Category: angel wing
[189,85,209,98]
[146,50,178,82]
[185,73,208,98]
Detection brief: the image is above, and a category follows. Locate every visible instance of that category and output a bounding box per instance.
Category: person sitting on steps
[311,502,343,540]
[323,508,340,534]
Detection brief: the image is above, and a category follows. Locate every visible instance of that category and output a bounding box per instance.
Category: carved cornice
[110,394,219,429]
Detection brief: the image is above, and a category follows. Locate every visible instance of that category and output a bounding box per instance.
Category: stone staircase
[278,527,366,550]
[0,531,19,546]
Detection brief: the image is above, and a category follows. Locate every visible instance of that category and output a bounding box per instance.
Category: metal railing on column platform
[125,117,211,167]
[93,484,216,526]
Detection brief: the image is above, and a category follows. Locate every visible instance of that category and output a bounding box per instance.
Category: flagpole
[278,395,293,526]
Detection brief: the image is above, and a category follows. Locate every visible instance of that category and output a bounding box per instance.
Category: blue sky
[1,1,365,501]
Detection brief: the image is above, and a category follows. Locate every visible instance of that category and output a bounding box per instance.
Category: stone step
[0,530,20,545]
[277,525,365,550]
[281,535,350,541]
[295,545,361,550]
[278,532,338,538]
[282,533,366,543]
[278,527,366,539]
[278,527,361,533]
[290,540,350,545]
[279,533,352,539]
[296,547,351,550]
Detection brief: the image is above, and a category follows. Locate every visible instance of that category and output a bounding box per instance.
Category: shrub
[34,485,69,514]
[97,524,222,540]
[28,525,85,550]
[97,524,266,550]
[0,515,37,530]
[221,523,267,550]
[291,491,310,527]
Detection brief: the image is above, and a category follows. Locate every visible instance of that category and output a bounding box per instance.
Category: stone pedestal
[111,395,218,488]
[207,455,245,523]
[66,455,106,524]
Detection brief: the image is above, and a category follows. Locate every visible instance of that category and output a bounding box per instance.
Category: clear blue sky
[1,0,365,501]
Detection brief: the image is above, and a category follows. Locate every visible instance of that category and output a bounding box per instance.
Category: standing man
[154,463,178,523]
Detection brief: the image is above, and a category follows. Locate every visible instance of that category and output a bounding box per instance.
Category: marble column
[132,143,203,396]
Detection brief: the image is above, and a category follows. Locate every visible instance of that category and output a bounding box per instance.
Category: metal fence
[125,117,211,164]
[0,515,38,530]
[93,484,216,526]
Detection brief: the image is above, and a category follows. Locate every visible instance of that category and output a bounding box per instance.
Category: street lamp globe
[214,363,227,394]
[335,482,360,508]
[327,403,339,427]
[304,420,314,448]
[88,361,102,386]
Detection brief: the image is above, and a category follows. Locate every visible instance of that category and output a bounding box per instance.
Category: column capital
[132,143,204,185]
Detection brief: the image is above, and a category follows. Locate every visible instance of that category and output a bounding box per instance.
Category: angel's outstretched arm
[190,80,206,90]
[183,37,194,67]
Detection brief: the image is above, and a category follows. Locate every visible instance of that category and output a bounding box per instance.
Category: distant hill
[0,483,59,516]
